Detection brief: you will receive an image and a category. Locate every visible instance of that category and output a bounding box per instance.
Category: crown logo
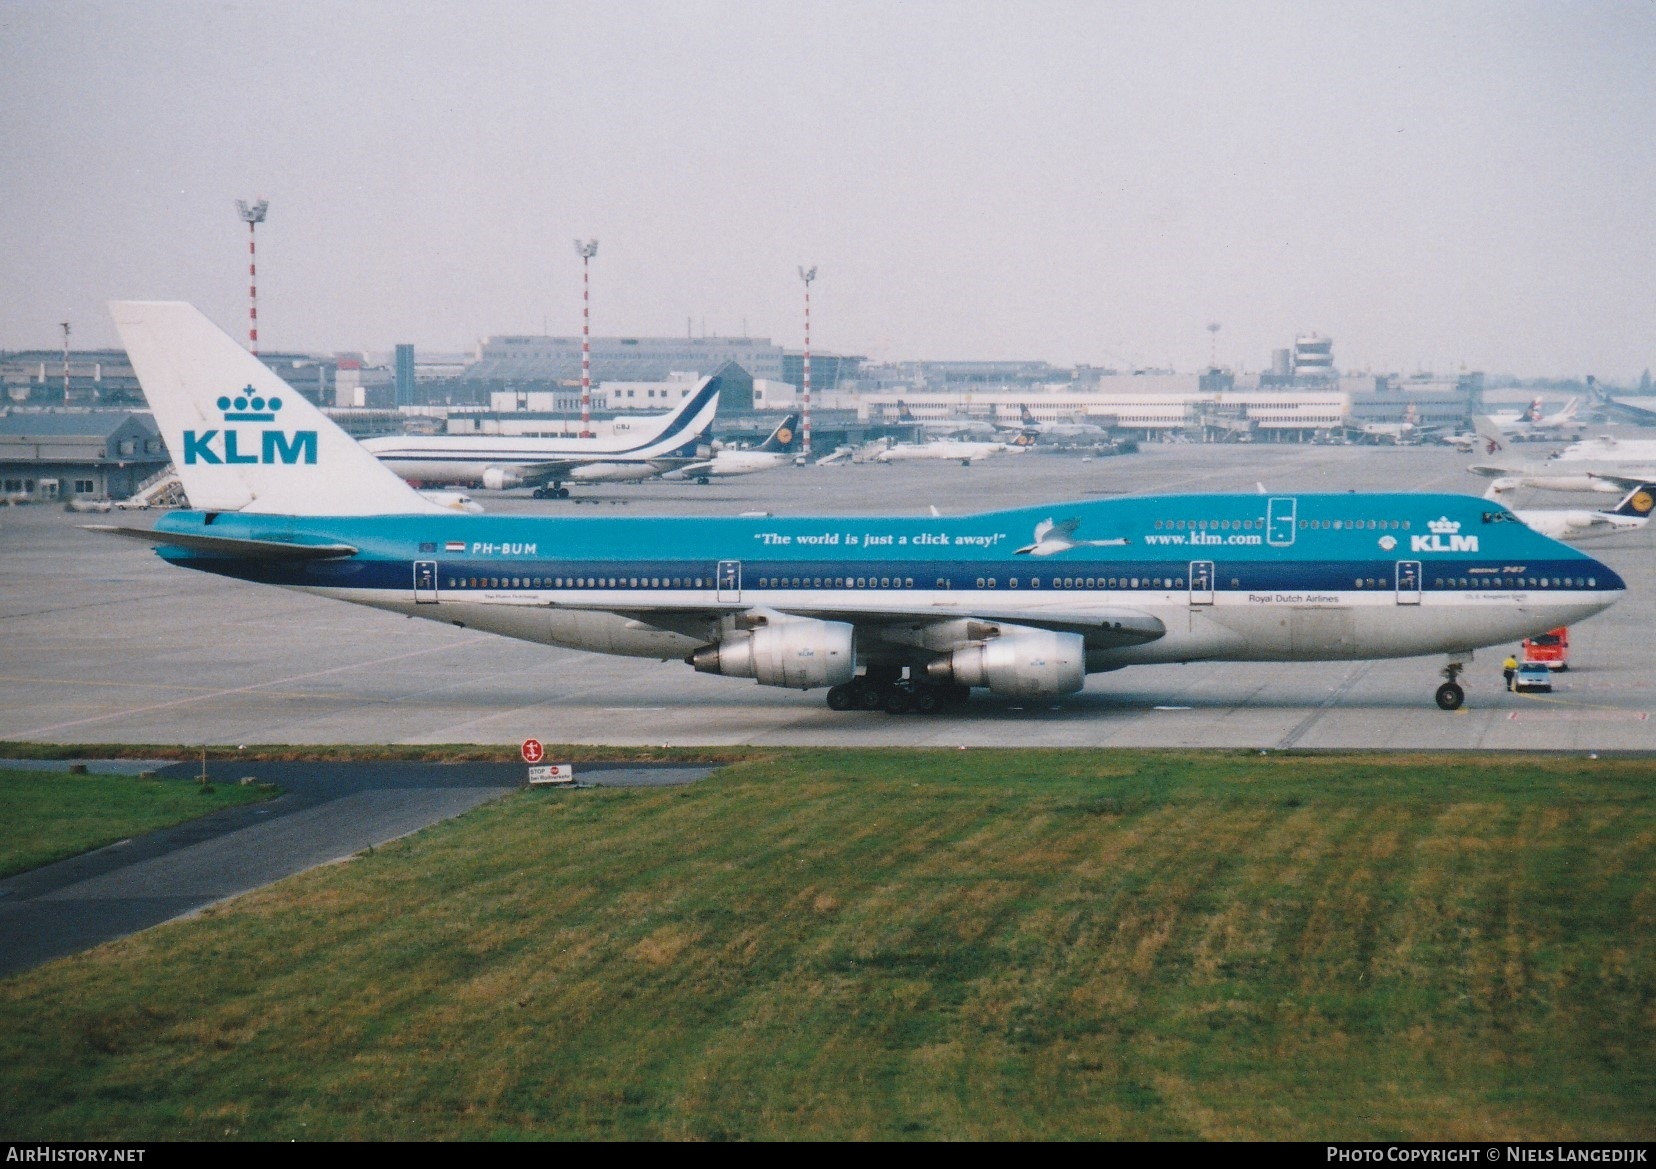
[1428,516,1460,535]
[218,385,284,422]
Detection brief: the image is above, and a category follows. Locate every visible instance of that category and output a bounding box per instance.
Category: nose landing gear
[1435,660,1466,711]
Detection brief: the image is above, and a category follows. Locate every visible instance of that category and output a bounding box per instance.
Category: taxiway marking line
[15,643,479,737]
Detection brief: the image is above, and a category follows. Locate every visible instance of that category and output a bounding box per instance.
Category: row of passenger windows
[441,572,1595,592]
[758,575,1182,590]
[1435,576,1595,589]
[1150,518,1413,532]
[1155,518,1259,531]
[447,576,710,590]
[445,574,1191,592]
[1301,519,1410,530]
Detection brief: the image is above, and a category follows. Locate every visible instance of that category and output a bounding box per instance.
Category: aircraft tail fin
[111,301,441,516]
[1471,414,1509,456]
[758,413,801,452]
[1610,484,1656,518]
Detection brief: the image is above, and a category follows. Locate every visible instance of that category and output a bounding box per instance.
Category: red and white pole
[236,200,269,355]
[575,239,598,438]
[799,265,817,457]
[247,220,259,355]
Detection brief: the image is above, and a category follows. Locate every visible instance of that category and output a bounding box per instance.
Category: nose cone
[1587,557,1627,595]
[1580,556,1626,619]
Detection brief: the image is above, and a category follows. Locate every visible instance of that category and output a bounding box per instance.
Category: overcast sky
[3,1,1653,378]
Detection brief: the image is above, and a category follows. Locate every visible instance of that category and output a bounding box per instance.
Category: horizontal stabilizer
[83,525,358,560]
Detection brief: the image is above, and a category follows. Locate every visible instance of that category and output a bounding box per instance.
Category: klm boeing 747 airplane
[97,303,1626,714]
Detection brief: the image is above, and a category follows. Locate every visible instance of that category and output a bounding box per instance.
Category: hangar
[0,411,168,502]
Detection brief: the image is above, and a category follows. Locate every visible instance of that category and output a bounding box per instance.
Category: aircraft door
[1189,560,1215,606]
[716,560,742,603]
[1267,497,1297,546]
[413,560,439,604]
[1395,560,1422,605]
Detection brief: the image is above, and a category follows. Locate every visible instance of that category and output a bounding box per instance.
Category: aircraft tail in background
[757,414,802,453]
[111,301,441,516]
[1471,414,1510,456]
[1610,483,1656,519]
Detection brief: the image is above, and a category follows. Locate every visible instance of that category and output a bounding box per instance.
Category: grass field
[0,767,277,878]
[0,749,1651,1140]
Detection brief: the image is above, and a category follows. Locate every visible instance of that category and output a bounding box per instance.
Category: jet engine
[480,466,523,491]
[925,628,1085,699]
[689,617,855,689]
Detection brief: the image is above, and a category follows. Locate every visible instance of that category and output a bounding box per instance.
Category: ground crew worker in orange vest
[1503,653,1519,691]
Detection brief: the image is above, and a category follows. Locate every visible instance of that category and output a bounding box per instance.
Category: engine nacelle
[689,618,855,690]
[926,628,1085,699]
[480,466,523,491]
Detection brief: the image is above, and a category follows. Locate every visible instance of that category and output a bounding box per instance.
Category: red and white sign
[520,738,544,764]
[528,763,575,785]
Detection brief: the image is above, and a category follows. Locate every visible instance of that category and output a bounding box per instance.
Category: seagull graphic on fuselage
[1014,517,1131,556]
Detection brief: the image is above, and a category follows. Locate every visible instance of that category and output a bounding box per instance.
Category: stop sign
[520,738,544,764]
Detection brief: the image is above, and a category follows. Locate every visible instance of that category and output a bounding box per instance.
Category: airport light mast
[798,265,817,458]
[1207,322,1221,368]
[60,321,70,403]
[236,199,269,355]
[575,239,599,438]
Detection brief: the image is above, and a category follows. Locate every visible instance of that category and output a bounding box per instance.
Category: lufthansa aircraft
[360,376,720,498]
[98,303,1625,714]
[666,414,801,482]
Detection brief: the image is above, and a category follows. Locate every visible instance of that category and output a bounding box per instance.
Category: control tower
[1292,333,1335,380]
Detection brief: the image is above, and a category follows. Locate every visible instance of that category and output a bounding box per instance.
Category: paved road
[1,441,1651,750]
[0,761,713,976]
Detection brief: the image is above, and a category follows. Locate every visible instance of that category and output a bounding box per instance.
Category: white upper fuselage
[359,378,719,488]
[875,440,1009,463]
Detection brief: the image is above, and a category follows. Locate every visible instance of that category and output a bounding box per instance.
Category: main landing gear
[1435,660,1466,711]
[532,484,571,499]
[825,670,970,715]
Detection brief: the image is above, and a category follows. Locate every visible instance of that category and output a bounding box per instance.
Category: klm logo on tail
[183,387,317,465]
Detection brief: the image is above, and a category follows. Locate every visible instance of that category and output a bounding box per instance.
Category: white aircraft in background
[1518,397,1583,441]
[1509,484,1656,543]
[666,415,801,483]
[1553,432,1656,462]
[1002,403,1111,444]
[1343,402,1430,445]
[1470,415,1656,495]
[1484,397,1542,432]
[1440,401,1553,451]
[874,437,1014,465]
[893,401,1001,439]
[816,437,892,465]
[361,377,719,498]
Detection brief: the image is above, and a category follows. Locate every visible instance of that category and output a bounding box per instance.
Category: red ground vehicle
[1521,627,1570,671]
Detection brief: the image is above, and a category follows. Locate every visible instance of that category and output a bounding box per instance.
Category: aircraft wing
[1587,469,1656,490]
[794,603,1166,647]
[507,461,585,486]
[547,598,1165,649]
